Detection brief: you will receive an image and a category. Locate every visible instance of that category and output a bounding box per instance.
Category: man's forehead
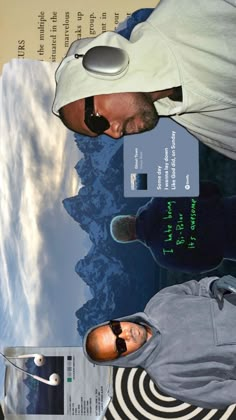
[97,324,110,334]
[96,325,117,351]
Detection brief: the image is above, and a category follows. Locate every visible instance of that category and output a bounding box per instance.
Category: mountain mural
[63,134,159,337]
[64,131,236,338]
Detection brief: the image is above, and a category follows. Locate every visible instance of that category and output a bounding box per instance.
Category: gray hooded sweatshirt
[84,275,236,409]
[53,0,236,159]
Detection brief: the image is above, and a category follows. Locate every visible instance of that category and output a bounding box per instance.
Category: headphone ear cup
[81,46,129,76]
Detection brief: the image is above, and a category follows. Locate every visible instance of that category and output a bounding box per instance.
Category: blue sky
[0,59,92,396]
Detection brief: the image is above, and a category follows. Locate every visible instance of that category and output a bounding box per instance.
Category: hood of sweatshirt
[52,9,181,116]
[83,311,159,369]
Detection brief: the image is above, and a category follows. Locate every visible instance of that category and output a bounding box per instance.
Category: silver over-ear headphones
[74,46,129,77]
[1,352,60,386]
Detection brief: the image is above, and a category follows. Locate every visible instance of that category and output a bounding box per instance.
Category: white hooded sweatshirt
[53,0,236,159]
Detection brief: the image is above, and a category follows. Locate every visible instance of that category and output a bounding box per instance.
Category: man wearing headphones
[53,0,236,160]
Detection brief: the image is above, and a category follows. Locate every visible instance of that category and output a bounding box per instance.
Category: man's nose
[105,121,123,139]
[120,328,131,341]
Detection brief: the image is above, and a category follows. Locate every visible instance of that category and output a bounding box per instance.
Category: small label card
[124,118,199,197]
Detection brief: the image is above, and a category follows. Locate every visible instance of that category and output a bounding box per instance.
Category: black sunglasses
[84,96,110,135]
[109,320,127,356]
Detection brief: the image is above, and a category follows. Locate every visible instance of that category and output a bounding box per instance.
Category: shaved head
[110,215,137,242]
[85,322,151,362]
[85,326,116,362]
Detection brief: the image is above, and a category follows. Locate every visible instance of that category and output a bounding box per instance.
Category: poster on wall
[1,1,236,419]
[3,346,112,420]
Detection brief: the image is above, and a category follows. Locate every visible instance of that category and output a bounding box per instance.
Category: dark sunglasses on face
[109,320,127,356]
[84,96,110,135]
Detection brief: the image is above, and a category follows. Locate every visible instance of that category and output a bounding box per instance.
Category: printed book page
[0,0,157,72]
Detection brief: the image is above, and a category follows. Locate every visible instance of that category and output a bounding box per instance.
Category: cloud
[0,60,89,346]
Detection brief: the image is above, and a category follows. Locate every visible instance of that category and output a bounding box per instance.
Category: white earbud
[33,373,61,386]
[7,353,46,367]
[0,352,60,386]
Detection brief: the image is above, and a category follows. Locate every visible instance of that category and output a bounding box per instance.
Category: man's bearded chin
[141,107,159,132]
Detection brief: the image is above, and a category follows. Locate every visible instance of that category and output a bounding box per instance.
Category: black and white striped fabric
[105,368,236,420]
